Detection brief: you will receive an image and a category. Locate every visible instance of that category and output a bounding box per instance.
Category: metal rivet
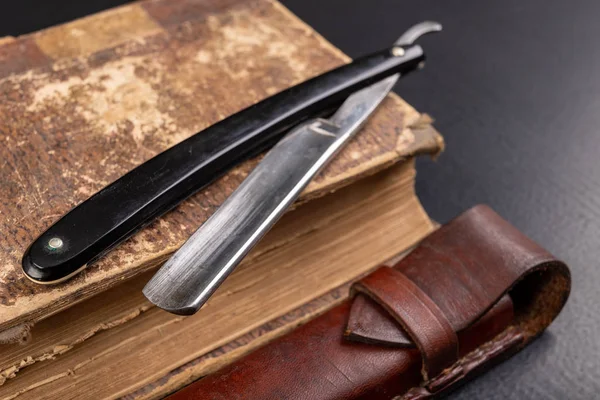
[391,46,405,57]
[48,237,64,250]
[418,61,426,69]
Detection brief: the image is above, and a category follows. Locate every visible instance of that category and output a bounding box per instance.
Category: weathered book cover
[0,0,442,335]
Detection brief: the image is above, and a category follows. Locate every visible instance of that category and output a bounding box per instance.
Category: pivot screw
[48,237,64,250]
[391,46,405,57]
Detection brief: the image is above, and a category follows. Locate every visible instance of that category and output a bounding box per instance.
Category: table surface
[2,0,599,398]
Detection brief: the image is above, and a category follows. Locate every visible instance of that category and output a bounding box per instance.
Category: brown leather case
[168,205,571,400]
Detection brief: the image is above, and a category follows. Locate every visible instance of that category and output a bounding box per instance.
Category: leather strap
[345,205,571,350]
[352,267,458,379]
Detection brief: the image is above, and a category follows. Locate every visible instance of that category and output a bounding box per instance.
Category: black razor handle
[22,43,425,283]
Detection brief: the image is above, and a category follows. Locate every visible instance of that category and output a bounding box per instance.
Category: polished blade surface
[143,76,398,315]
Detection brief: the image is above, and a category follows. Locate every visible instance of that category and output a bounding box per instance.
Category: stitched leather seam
[395,326,525,400]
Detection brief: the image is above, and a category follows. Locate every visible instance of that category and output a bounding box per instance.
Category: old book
[0,0,440,335]
[0,0,442,398]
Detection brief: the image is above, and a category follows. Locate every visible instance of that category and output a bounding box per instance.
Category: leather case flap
[345,205,571,381]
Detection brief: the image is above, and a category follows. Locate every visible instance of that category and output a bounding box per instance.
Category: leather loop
[352,267,459,379]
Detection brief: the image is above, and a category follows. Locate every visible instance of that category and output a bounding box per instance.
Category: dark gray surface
[2,0,599,398]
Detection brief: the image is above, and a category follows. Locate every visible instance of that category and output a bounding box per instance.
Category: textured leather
[168,205,571,400]
[352,267,458,379]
